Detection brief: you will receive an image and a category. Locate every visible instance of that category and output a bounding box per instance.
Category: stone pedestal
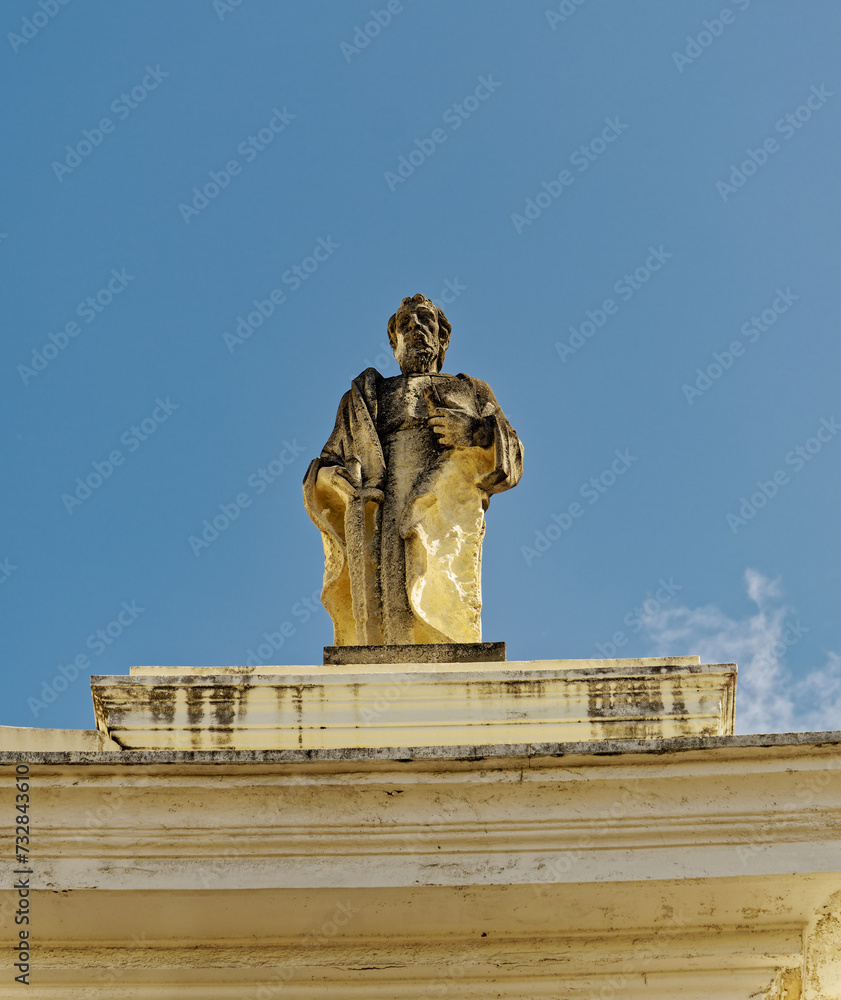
[90,655,736,750]
[323,641,507,664]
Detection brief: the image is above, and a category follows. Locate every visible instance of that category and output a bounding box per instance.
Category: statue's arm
[425,380,496,450]
[426,408,494,450]
[315,391,351,467]
[308,390,361,504]
[470,378,524,493]
[425,376,522,491]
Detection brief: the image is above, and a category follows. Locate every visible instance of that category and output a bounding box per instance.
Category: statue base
[91,655,736,751]
[324,641,505,665]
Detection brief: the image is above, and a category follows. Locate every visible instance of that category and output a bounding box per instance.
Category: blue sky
[2,0,839,735]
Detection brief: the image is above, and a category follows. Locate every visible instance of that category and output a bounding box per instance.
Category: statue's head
[387,294,452,375]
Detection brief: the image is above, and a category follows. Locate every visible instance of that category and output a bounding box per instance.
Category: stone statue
[303,294,523,646]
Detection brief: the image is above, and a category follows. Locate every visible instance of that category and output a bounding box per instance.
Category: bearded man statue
[303,294,523,646]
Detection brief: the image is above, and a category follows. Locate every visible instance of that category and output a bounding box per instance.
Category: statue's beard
[399,345,436,374]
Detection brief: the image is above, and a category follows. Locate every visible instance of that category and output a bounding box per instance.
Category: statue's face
[392,301,440,375]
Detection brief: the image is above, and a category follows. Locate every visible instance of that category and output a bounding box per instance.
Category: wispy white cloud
[641,569,841,734]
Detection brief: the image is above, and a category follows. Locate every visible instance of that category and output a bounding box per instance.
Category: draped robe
[303,367,523,646]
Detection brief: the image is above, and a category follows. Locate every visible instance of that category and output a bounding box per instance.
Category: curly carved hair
[387,294,452,372]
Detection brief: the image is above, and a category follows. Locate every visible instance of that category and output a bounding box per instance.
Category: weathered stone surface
[128,654,701,676]
[90,657,736,751]
[1,733,839,997]
[3,728,840,764]
[0,725,119,752]
[323,640,506,664]
[303,294,523,646]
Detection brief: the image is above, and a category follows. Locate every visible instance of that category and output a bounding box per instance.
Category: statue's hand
[317,465,360,502]
[317,467,384,506]
[359,486,385,505]
[428,406,493,449]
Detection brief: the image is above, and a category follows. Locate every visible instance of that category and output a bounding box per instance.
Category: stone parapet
[0,732,839,998]
[90,656,736,750]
